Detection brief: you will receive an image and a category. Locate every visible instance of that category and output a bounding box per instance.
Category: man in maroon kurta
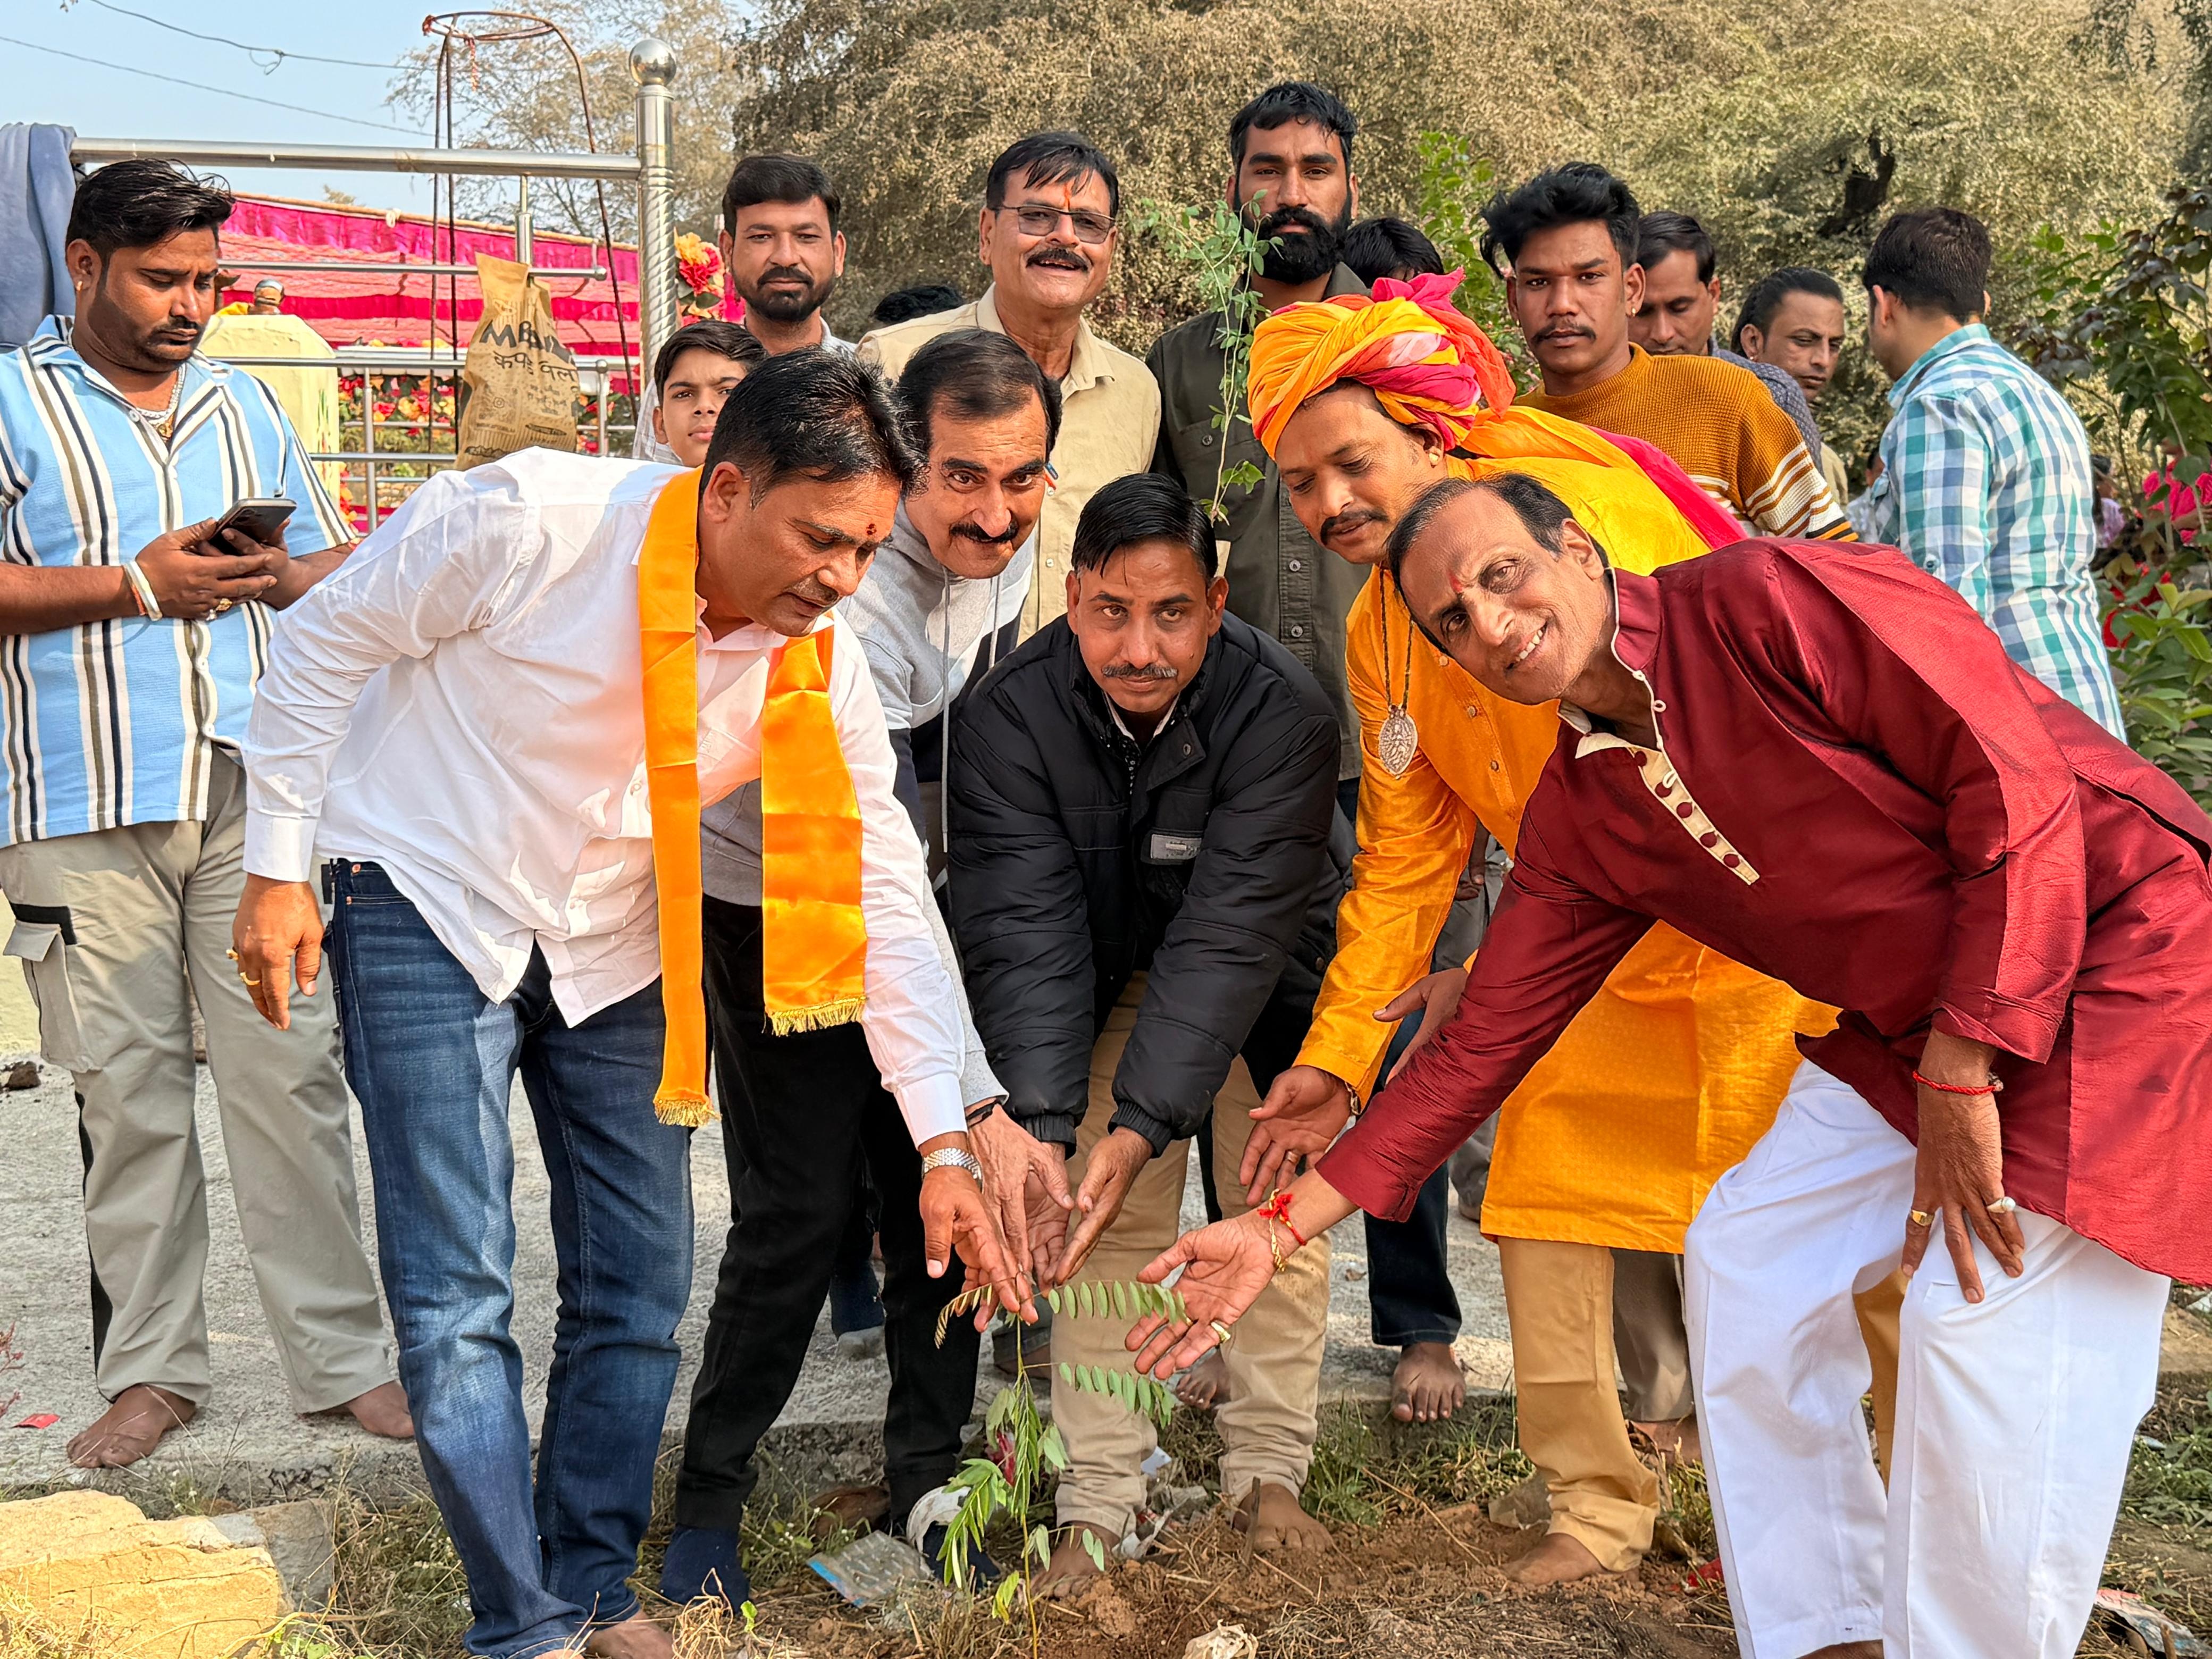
[1124,472,2211,1659]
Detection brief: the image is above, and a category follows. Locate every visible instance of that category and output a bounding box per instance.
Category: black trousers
[673,899,979,1531]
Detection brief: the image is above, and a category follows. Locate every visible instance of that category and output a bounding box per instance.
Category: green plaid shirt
[1849,325,2124,736]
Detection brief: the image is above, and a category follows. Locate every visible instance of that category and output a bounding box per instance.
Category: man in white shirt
[667,328,1062,1605]
[230,352,1033,1659]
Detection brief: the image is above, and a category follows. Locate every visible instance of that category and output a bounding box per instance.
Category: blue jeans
[328,861,693,1658]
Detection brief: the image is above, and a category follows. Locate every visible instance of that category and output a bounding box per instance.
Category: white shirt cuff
[245,812,320,883]
[895,1070,967,1148]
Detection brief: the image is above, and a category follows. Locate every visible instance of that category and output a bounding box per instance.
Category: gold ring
[1209,1319,1235,1348]
[214,599,232,614]
[225,948,240,961]
[238,974,261,988]
[1907,1209,1933,1228]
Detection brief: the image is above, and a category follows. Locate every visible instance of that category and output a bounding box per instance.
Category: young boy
[648,321,768,465]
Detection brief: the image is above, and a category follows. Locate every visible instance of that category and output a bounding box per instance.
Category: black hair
[1385,473,1589,589]
[1861,207,1990,322]
[1730,266,1846,352]
[703,349,919,499]
[986,131,1121,220]
[68,158,234,258]
[722,154,841,237]
[1229,81,1358,171]
[1636,210,1715,284]
[870,283,966,327]
[1342,217,1445,286]
[1479,162,1641,276]
[1071,473,1217,581]
[896,328,1063,459]
[651,320,767,394]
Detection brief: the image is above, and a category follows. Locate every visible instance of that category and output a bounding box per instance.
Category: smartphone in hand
[210,497,296,549]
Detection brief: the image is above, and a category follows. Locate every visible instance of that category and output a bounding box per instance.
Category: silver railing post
[631,38,678,385]
[515,174,534,267]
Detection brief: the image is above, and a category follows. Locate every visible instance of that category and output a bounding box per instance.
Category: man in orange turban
[1234,273,1855,1586]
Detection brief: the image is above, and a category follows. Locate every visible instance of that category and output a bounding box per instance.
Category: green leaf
[1059,1361,1076,1387]
[1082,1529,1109,1571]
[1046,1286,1062,1315]
[1040,1423,1069,1470]
[1112,1280,1129,1319]
[1078,1280,1095,1318]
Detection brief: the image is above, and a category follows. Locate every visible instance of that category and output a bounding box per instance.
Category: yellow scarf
[638,470,868,1126]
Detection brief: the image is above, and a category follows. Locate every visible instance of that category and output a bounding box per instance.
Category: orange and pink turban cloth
[1245,271,1741,549]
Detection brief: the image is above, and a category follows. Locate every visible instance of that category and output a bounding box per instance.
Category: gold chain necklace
[1376,573,1419,777]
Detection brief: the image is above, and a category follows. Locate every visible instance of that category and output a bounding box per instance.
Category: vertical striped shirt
[1848,324,2124,736]
[0,316,345,846]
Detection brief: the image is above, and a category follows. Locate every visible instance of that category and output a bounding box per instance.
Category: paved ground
[0,912,1510,1507]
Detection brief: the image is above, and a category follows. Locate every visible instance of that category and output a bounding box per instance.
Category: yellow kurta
[1296,451,1834,1253]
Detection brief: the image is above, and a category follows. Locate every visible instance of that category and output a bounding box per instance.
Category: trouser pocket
[5,904,92,1071]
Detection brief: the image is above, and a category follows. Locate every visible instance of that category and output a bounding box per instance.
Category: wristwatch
[920,1148,984,1182]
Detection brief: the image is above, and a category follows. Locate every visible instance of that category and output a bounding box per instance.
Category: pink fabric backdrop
[214,194,701,366]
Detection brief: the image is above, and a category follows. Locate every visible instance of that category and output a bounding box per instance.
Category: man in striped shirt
[0,160,406,1469]
[1849,208,2126,736]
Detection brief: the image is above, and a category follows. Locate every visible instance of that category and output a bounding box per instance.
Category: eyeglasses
[997,204,1117,246]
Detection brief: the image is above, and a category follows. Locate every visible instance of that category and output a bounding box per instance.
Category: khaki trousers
[0,755,392,1411]
[1053,976,1331,1537]
[1498,1238,1663,1571]
[1504,1243,1912,1572]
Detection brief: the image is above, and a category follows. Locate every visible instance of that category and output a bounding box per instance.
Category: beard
[1250,202,1351,285]
[741,265,835,323]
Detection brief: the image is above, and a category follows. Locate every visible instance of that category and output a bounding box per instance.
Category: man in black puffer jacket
[948,473,1347,1595]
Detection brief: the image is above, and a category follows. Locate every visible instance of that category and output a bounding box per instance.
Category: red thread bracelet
[1257,1191,1308,1247]
[1912,1070,2002,1096]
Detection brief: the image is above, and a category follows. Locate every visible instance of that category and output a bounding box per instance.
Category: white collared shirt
[242,448,966,1144]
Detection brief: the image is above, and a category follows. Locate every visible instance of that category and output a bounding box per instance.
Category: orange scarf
[638,470,868,1126]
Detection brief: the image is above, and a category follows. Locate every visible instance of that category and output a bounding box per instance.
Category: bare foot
[1505,1530,1624,1587]
[1631,1415,1702,1466]
[584,1610,673,1658]
[1174,1350,1230,1412]
[332,1380,414,1439]
[809,1481,890,1537]
[1232,1481,1332,1554]
[1035,1522,1116,1599]
[1391,1342,1465,1423]
[66,1385,196,1468]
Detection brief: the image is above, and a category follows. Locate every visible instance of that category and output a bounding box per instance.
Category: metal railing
[70,36,680,530]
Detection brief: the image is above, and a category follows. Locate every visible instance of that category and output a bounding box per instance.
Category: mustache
[787,580,839,610]
[1319,508,1385,543]
[1101,662,1179,682]
[952,520,1021,546]
[1256,205,1335,239]
[1026,244,1091,273]
[759,264,816,288]
[1535,323,1594,341]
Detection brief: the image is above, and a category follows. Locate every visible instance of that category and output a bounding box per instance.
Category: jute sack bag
[456,253,579,468]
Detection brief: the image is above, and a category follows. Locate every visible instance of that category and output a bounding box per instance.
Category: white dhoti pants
[1684,1061,2167,1659]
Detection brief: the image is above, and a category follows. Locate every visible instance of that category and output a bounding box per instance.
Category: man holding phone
[0,158,406,1469]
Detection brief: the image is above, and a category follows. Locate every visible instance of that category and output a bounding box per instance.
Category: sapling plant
[929,1279,1192,1637]
[1134,199,1280,522]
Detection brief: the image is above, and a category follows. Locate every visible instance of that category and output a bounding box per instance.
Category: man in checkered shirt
[1848,207,2125,736]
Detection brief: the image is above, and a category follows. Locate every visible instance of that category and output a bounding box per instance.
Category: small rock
[1182,1626,1259,1659]
[1488,1470,1552,1529]
[4,1060,39,1090]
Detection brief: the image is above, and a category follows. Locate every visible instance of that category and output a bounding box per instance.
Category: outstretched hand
[1242,1066,1351,1204]
[1380,966,1467,1082]
[968,1104,1073,1298]
[919,1155,1035,1327]
[1124,1209,1281,1378]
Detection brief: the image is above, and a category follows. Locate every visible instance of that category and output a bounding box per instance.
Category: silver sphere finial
[629,38,678,86]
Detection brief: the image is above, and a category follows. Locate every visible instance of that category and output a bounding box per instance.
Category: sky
[4,0,507,212]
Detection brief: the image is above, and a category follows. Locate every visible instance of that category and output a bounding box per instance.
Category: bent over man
[948,473,1345,1594]
[236,352,1023,1659]
[1138,477,2210,1659]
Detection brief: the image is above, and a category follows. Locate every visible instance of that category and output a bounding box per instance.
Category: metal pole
[515,175,534,267]
[71,137,639,180]
[631,38,678,388]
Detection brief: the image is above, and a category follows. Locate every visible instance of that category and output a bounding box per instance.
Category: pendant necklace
[1377,573,1418,778]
